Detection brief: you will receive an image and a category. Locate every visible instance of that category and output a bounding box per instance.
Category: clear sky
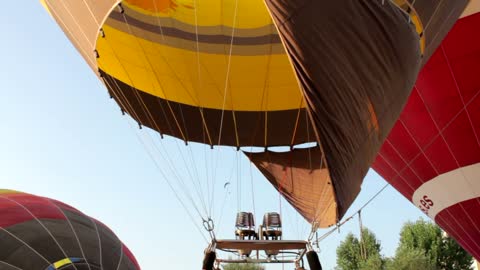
[0,2,427,269]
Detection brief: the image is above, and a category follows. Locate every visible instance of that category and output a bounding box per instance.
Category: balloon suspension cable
[359,210,367,260]
[312,183,390,246]
[203,217,216,240]
[307,221,320,242]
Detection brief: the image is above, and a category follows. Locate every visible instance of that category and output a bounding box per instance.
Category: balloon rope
[0,223,51,266]
[420,0,445,33]
[0,261,23,270]
[237,151,241,213]
[289,99,304,146]
[42,1,96,68]
[217,0,239,146]
[107,6,216,222]
[440,45,480,149]
[249,160,257,219]
[190,0,215,148]
[124,119,210,243]
[102,72,211,242]
[79,0,100,26]
[90,218,104,270]
[314,183,390,244]
[48,201,92,270]
[102,73,208,220]
[216,161,236,232]
[114,243,125,270]
[358,210,366,260]
[154,0,217,149]
[259,22,274,149]
[118,12,188,143]
[209,0,241,221]
[58,0,223,247]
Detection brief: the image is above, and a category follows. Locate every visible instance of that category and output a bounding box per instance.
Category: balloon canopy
[40,0,468,229]
[373,1,480,260]
[0,190,140,270]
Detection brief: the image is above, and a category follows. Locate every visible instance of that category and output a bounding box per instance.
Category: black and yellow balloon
[40,0,468,227]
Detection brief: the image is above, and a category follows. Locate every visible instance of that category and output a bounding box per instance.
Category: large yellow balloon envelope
[40,0,468,227]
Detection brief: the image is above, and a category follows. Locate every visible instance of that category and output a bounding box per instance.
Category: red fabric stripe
[469,94,480,140]
[398,89,438,147]
[123,245,142,269]
[443,111,480,166]
[387,123,421,162]
[0,194,66,227]
[423,134,458,174]
[415,54,464,131]
[409,152,437,184]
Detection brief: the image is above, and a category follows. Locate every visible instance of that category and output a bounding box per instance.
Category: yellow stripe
[53,258,73,269]
[39,0,52,16]
[96,25,304,111]
[0,189,20,195]
[393,0,426,54]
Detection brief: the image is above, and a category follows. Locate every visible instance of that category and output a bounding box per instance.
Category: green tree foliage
[335,228,384,270]
[397,219,442,264]
[440,236,474,270]
[335,219,473,270]
[222,263,265,270]
[385,248,436,270]
[397,219,473,269]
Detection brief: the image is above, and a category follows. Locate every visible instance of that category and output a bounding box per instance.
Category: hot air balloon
[372,0,480,261]
[0,189,140,270]
[39,0,469,269]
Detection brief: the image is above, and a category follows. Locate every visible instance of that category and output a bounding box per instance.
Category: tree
[222,263,265,270]
[396,219,473,270]
[336,228,385,270]
[397,219,443,265]
[440,236,474,270]
[386,248,436,270]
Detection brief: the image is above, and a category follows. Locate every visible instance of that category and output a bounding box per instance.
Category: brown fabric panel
[105,16,285,56]
[118,4,278,37]
[407,0,469,62]
[266,0,423,217]
[108,12,281,45]
[246,147,338,227]
[100,70,311,147]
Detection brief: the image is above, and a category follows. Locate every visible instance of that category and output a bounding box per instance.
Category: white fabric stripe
[412,162,480,219]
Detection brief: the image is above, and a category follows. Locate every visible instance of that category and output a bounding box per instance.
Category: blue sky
[0,2,427,269]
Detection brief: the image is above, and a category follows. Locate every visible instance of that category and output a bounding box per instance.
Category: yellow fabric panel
[393,0,425,54]
[123,0,274,28]
[39,0,52,16]
[0,189,19,195]
[97,24,304,111]
[53,258,73,269]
